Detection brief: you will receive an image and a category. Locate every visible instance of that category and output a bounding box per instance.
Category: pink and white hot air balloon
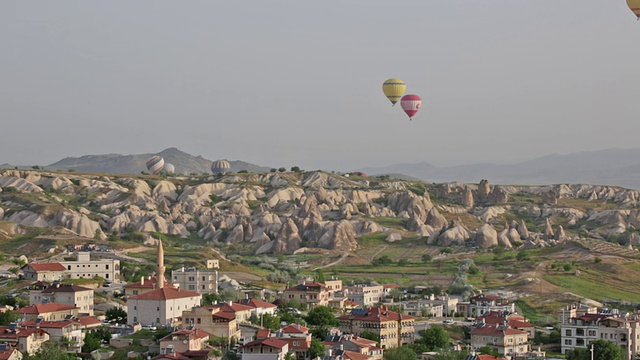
[400,94,422,121]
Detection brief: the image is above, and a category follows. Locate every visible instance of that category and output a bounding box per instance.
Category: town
[0,240,634,360]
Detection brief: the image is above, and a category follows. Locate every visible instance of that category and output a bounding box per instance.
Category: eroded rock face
[462,188,474,208]
[474,224,498,248]
[478,180,491,199]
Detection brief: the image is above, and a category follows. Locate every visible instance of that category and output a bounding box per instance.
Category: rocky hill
[44,147,272,175]
[1,169,640,259]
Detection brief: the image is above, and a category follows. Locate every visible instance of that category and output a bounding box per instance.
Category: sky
[1,0,640,172]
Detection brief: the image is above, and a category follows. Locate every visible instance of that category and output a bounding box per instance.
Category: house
[58,251,120,282]
[283,281,330,310]
[29,283,94,316]
[207,301,254,323]
[0,324,49,356]
[241,337,289,360]
[16,303,79,321]
[20,263,66,282]
[560,312,640,359]
[171,267,218,294]
[468,294,515,317]
[127,287,201,327]
[236,298,278,318]
[159,328,212,355]
[21,319,84,352]
[338,306,415,349]
[0,344,21,360]
[271,323,311,360]
[181,306,241,341]
[470,325,528,357]
[478,311,536,338]
[323,334,383,360]
[344,284,384,308]
[398,299,444,318]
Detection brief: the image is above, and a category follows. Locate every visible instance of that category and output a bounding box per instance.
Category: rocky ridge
[1,171,639,254]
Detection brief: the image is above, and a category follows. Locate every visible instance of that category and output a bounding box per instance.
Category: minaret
[156,240,165,289]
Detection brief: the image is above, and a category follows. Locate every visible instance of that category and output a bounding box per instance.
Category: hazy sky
[2,1,640,171]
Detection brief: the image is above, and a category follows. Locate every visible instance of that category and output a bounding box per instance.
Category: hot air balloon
[146,155,165,175]
[211,159,231,174]
[400,94,422,121]
[382,78,406,106]
[628,0,640,19]
[164,163,175,174]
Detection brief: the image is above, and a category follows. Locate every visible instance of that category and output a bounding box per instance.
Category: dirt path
[313,252,350,270]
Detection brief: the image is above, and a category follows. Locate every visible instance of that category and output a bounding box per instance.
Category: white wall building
[58,252,120,283]
[171,267,218,294]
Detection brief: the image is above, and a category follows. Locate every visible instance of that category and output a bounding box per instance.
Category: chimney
[228,301,232,306]
[141,276,144,285]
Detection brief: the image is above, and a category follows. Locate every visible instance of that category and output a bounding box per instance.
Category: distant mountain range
[4,147,640,189]
[44,148,272,175]
[358,148,640,190]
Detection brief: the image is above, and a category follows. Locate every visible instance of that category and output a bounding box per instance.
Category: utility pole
[590,343,594,360]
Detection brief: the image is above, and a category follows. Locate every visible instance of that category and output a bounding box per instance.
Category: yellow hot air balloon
[382,78,406,106]
[629,0,640,19]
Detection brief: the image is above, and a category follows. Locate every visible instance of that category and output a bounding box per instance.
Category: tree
[278,167,286,172]
[305,306,338,327]
[82,331,101,353]
[360,331,380,344]
[372,255,393,266]
[421,254,432,263]
[383,346,417,360]
[291,166,301,172]
[398,258,409,266]
[516,250,529,261]
[284,353,296,360]
[418,326,450,351]
[0,311,20,326]
[202,292,222,306]
[590,339,624,360]
[260,313,282,332]
[270,168,277,173]
[309,339,326,358]
[105,307,127,323]
[566,347,590,360]
[23,341,77,360]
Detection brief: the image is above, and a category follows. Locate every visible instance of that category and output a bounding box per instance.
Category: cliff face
[1,170,639,254]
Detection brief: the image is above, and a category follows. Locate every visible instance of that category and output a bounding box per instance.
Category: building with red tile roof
[21,319,84,352]
[237,298,278,317]
[242,338,289,360]
[29,283,95,316]
[283,281,330,310]
[182,306,241,341]
[159,328,212,355]
[338,306,415,349]
[17,303,79,321]
[0,325,49,355]
[470,325,528,356]
[124,276,176,297]
[20,263,66,282]
[0,346,21,360]
[127,287,201,328]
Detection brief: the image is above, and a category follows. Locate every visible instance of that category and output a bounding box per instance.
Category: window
[565,339,572,345]
[565,329,572,336]
[106,265,109,269]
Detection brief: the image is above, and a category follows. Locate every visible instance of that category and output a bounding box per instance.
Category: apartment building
[59,252,120,282]
[182,306,242,340]
[468,294,515,317]
[344,284,384,308]
[560,312,640,359]
[29,283,94,316]
[283,281,330,309]
[171,267,218,294]
[338,306,415,349]
[470,325,529,357]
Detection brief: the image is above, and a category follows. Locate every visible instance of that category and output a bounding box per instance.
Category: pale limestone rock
[426,207,448,229]
[274,219,301,254]
[541,190,559,205]
[386,233,402,242]
[255,240,275,255]
[266,187,305,208]
[226,224,245,244]
[478,180,490,199]
[152,181,177,201]
[0,176,43,193]
[438,221,470,246]
[0,207,4,220]
[7,211,49,227]
[517,220,530,239]
[497,228,513,248]
[355,220,383,235]
[474,224,499,248]
[554,226,567,241]
[462,187,474,208]
[137,215,169,233]
[169,223,190,237]
[475,206,507,223]
[299,196,323,223]
[506,227,521,245]
[490,186,509,204]
[544,218,554,238]
[58,212,104,239]
[198,223,217,240]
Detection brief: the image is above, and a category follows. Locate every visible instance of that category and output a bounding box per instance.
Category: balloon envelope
[628,0,640,19]
[211,159,231,173]
[164,163,175,174]
[382,78,406,105]
[146,155,165,175]
[400,94,422,120]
